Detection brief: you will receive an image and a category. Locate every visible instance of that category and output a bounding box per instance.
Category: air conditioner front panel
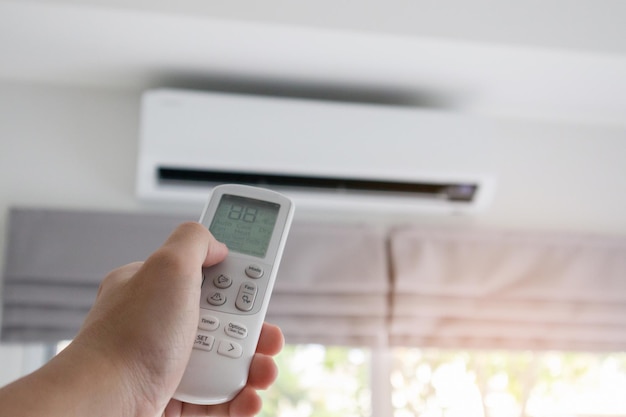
[137,89,496,213]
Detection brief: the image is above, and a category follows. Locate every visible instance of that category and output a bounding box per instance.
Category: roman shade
[1,209,190,342]
[389,227,626,351]
[3,208,626,351]
[0,208,389,346]
[267,222,389,346]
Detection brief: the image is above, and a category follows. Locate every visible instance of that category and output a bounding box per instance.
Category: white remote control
[174,184,294,405]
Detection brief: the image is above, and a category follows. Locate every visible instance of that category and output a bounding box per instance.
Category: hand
[0,222,284,417]
[161,322,283,417]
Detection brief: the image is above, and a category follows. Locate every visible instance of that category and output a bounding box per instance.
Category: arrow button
[217,340,242,358]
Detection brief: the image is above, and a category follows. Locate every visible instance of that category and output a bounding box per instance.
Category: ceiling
[1,0,626,127]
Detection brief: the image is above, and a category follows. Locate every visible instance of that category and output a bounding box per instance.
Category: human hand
[161,322,283,417]
[77,222,284,417]
[0,222,283,417]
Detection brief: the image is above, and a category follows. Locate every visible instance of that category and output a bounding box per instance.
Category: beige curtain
[389,227,626,351]
[268,222,389,346]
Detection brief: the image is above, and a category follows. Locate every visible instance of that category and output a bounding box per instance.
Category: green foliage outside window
[259,344,371,417]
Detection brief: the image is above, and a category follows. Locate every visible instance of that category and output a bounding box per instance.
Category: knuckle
[98,262,143,295]
[148,247,188,273]
[177,221,207,237]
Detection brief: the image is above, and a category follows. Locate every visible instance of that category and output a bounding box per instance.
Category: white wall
[0,81,141,384]
[0,82,142,261]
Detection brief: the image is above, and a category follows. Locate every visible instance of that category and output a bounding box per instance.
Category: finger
[141,222,228,285]
[162,399,182,417]
[182,386,262,417]
[177,354,277,417]
[228,387,263,417]
[247,353,278,390]
[256,323,284,356]
[160,222,229,269]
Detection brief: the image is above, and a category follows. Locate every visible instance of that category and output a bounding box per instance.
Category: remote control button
[207,291,227,306]
[236,282,257,312]
[241,282,257,293]
[193,331,215,351]
[245,264,264,279]
[217,340,243,358]
[225,322,248,339]
[213,274,232,289]
[198,314,220,331]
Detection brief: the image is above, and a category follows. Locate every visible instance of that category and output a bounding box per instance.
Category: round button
[213,274,232,289]
[245,264,264,279]
[207,291,226,306]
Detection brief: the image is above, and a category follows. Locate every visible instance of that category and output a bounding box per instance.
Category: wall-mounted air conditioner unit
[137,89,495,214]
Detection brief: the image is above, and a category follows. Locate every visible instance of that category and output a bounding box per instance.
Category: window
[55,341,626,417]
[260,345,626,417]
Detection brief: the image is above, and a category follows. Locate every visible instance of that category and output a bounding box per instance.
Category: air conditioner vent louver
[158,167,478,203]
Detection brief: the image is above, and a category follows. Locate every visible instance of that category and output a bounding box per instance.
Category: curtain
[389,227,626,351]
[3,209,626,351]
[268,222,389,346]
[0,209,389,346]
[1,209,191,342]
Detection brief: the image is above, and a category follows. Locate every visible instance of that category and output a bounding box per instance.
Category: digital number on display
[209,194,280,258]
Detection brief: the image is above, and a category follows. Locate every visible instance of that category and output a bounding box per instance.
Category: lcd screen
[209,194,280,258]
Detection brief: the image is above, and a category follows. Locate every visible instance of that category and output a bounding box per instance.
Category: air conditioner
[137,89,495,215]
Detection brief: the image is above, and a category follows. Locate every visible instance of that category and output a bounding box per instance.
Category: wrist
[55,341,143,416]
[56,336,163,417]
[0,340,156,417]
[0,340,141,417]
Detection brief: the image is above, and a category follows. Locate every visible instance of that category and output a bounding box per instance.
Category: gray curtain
[1,209,388,346]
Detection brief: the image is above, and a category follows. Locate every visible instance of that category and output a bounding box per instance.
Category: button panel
[193,258,265,355]
[192,315,249,358]
[199,258,271,315]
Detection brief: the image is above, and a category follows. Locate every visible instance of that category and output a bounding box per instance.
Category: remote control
[174,184,295,405]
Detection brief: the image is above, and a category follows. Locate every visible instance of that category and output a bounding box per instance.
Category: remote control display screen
[209,194,280,258]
